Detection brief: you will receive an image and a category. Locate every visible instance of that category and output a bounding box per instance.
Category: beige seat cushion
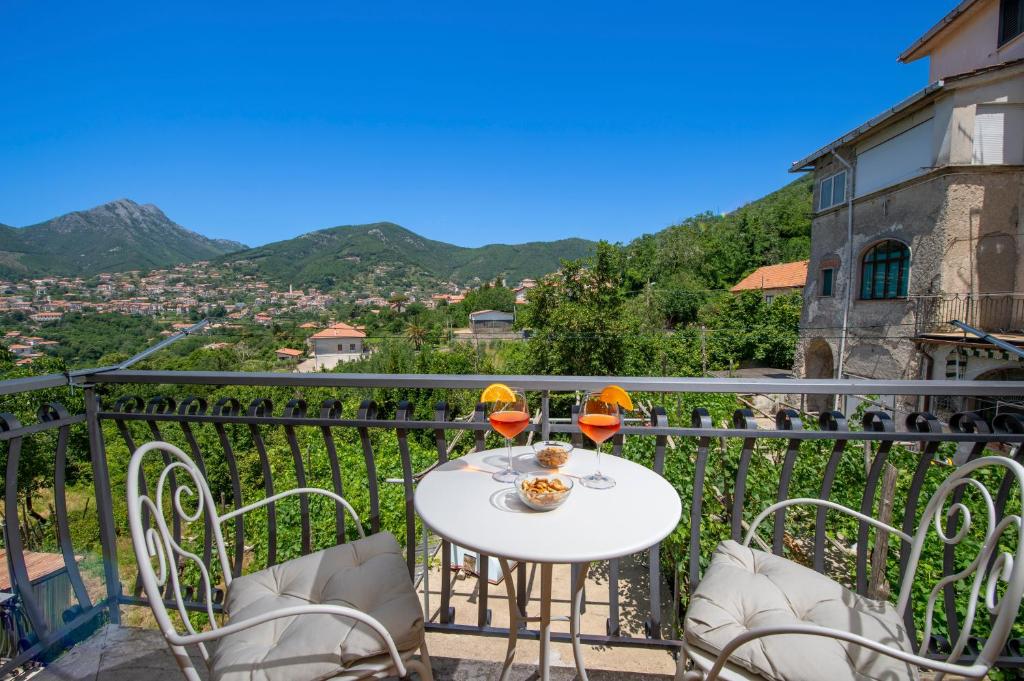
[212,532,423,681]
[684,540,919,681]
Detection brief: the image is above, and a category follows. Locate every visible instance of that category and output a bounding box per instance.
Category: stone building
[790,0,1024,414]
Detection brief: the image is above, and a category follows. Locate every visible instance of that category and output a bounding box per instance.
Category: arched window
[860,240,910,300]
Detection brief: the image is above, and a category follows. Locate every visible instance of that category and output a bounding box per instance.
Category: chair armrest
[697,623,987,681]
[219,488,366,538]
[166,604,408,676]
[742,497,910,547]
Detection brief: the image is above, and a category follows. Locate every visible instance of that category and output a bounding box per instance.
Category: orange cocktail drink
[481,384,529,483]
[489,410,530,440]
[579,386,632,490]
[578,412,620,444]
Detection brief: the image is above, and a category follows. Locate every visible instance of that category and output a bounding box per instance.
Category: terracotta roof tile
[730,260,808,292]
[309,322,367,339]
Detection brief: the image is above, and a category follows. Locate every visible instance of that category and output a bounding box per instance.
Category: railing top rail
[0,372,70,395]
[76,369,1024,396]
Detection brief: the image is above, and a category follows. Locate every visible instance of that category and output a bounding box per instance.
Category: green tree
[405,321,428,350]
[388,293,409,312]
[517,242,628,375]
[698,291,803,369]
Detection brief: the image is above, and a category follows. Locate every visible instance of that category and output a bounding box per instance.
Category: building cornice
[791,58,1024,174]
[899,0,985,64]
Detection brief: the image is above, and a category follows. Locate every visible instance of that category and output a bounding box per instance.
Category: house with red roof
[730,261,808,303]
[305,322,368,370]
[275,347,304,361]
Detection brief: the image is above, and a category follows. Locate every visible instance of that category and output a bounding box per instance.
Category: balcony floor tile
[32,624,674,680]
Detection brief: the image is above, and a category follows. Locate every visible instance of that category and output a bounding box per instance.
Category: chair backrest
[895,454,1024,671]
[127,441,233,646]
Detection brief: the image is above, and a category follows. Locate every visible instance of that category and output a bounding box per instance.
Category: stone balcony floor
[32,624,674,681]
[32,555,678,680]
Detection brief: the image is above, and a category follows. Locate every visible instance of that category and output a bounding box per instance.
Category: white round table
[414,446,682,681]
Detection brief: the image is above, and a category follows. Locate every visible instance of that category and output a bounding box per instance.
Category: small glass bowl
[531,440,573,469]
[515,473,573,511]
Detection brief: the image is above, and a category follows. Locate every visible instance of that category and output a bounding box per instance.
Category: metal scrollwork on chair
[128,442,226,667]
[128,441,433,681]
[684,454,1024,681]
[896,454,1024,675]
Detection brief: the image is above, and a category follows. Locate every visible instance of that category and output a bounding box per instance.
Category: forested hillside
[622,175,813,325]
[219,221,595,290]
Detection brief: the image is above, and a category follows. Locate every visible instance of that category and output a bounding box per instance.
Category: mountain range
[0,200,245,278]
[0,176,812,291]
[219,222,595,289]
[0,201,595,287]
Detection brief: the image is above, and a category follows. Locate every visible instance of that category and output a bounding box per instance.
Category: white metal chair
[127,441,434,681]
[679,455,1024,681]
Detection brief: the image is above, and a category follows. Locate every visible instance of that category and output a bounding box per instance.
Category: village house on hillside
[791,0,1024,414]
[274,347,304,362]
[304,322,368,370]
[513,279,537,305]
[730,261,808,302]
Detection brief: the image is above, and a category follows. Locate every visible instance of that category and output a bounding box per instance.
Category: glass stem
[595,441,602,477]
[506,437,513,472]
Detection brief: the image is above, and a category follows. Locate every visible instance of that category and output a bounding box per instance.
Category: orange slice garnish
[599,385,633,410]
[481,383,515,403]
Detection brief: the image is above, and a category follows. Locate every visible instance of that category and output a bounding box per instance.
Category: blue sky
[1,1,936,247]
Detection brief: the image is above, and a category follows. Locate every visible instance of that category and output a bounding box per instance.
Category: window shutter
[1001,0,1023,44]
[832,172,846,204]
[819,177,833,211]
[973,109,1005,165]
[855,119,933,196]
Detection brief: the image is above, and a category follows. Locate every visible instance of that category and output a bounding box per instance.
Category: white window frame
[818,170,847,211]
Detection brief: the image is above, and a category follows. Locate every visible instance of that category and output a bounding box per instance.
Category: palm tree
[389,293,409,313]
[405,322,428,350]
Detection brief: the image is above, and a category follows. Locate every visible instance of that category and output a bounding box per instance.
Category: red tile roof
[275,347,304,357]
[730,260,808,293]
[0,551,72,589]
[309,322,367,339]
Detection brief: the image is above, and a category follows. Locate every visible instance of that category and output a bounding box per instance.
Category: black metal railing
[914,293,1024,334]
[1,370,1024,674]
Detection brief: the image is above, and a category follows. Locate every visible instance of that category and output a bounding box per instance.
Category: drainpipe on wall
[830,151,855,410]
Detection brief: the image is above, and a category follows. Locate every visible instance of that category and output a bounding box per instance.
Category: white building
[306,323,368,370]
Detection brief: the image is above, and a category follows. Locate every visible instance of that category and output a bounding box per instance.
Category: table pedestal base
[497,559,591,681]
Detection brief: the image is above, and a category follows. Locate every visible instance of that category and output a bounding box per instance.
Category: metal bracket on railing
[177,396,208,417]
[948,411,990,465]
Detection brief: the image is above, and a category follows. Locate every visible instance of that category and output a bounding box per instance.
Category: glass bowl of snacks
[515,473,573,511]
[531,440,573,469]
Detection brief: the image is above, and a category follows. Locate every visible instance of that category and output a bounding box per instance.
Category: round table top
[414,446,682,564]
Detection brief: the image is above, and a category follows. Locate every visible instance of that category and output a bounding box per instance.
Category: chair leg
[419,638,434,681]
[675,641,703,681]
[405,659,434,681]
[404,637,434,681]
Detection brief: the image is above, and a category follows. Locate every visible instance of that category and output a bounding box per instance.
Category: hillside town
[0,258,539,366]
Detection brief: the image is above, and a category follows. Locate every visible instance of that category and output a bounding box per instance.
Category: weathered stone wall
[796,165,1024,383]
